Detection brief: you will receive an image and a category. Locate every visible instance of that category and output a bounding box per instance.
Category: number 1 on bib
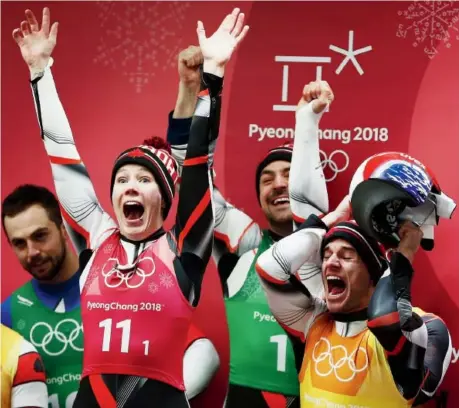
[270,334,287,372]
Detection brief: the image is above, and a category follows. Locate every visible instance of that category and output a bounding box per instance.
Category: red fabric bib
[81,231,192,390]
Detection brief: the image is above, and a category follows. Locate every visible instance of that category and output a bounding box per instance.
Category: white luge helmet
[349,152,456,251]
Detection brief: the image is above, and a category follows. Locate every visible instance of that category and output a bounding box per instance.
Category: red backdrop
[2,2,458,407]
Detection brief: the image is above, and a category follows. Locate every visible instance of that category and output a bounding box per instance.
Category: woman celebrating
[12,6,249,407]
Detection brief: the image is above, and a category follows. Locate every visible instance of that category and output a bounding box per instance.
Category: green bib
[225,231,299,396]
[11,282,83,408]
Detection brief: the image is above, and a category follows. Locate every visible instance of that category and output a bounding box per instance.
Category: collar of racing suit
[331,308,368,322]
[332,309,368,337]
[268,230,283,242]
[77,227,167,272]
[119,227,166,245]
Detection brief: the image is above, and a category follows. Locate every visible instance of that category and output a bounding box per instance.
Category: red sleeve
[13,352,46,386]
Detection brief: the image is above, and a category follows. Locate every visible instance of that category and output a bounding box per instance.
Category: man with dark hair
[168,72,333,406]
[2,184,64,233]
[255,196,452,407]
[2,184,80,281]
[2,188,220,405]
[2,183,83,408]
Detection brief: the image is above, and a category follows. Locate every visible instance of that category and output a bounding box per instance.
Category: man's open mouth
[326,275,347,297]
[123,201,144,221]
[271,196,290,206]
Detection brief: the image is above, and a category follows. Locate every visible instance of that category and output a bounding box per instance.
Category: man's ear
[60,222,69,239]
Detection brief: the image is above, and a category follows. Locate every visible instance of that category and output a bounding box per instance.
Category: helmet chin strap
[396,191,456,251]
[434,192,457,219]
[417,191,457,250]
[420,224,434,240]
[398,197,437,226]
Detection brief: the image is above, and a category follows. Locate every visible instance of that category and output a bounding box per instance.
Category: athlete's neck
[268,229,283,242]
[268,221,292,238]
[43,242,80,285]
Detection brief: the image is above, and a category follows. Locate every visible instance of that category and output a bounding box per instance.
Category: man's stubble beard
[265,208,293,237]
[27,236,67,282]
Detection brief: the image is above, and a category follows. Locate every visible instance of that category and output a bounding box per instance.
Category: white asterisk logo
[329,30,373,75]
[273,30,373,111]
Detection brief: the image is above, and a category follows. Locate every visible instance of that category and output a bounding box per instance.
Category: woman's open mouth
[123,201,145,221]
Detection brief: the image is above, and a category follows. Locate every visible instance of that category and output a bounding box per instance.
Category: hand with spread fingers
[196,7,249,77]
[12,7,58,76]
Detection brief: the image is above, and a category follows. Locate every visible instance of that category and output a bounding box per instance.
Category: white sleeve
[31,58,116,253]
[183,338,220,400]
[289,103,329,227]
[255,226,328,339]
[213,186,262,258]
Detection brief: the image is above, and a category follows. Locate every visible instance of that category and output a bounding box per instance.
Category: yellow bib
[299,314,414,408]
[1,325,23,408]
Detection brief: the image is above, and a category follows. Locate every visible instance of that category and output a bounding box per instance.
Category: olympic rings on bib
[102,256,156,289]
[29,319,83,357]
[312,337,368,382]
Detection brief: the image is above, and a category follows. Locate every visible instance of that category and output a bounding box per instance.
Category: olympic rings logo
[319,150,350,182]
[312,337,368,382]
[29,319,83,357]
[102,256,156,289]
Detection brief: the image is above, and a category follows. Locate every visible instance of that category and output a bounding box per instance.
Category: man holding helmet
[254,142,454,407]
[349,151,456,251]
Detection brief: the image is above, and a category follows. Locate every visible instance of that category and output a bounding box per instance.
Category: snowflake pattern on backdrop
[94,1,191,93]
[159,272,174,289]
[396,1,459,58]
